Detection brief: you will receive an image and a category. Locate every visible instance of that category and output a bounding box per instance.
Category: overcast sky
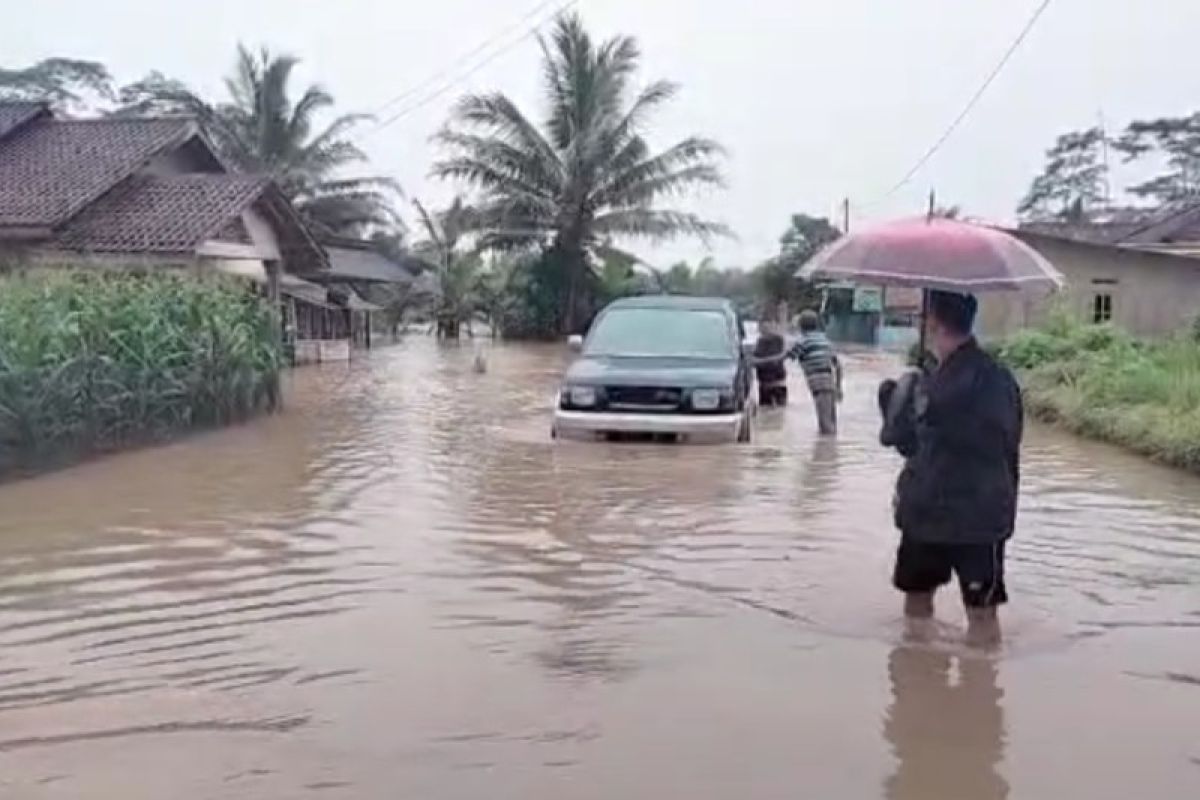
[5,0,1199,267]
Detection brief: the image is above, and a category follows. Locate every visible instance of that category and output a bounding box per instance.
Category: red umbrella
[797,216,1064,293]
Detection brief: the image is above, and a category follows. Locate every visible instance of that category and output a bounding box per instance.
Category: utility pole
[842,197,850,233]
[928,188,937,220]
[1098,109,1113,210]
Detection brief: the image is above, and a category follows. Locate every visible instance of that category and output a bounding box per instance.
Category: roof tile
[0,115,194,228]
[54,174,267,253]
[0,101,48,141]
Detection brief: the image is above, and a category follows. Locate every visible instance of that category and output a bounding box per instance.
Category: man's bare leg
[902,592,936,640]
[904,591,935,618]
[965,606,1002,648]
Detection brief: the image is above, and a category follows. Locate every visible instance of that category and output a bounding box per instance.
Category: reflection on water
[884,645,1007,800]
[0,340,1198,798]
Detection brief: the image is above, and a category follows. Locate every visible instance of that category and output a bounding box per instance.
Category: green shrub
[0,270,281,476]
[997,315,1200,472]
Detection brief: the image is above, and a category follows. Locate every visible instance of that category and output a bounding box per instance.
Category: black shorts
[759,384,788,406]
[893,539,1008,608]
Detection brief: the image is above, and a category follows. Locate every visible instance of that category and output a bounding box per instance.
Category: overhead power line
[360,0,578,138]
[369,0,569,119]
[862,0,1053,209]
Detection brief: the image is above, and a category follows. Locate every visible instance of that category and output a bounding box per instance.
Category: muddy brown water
[0,341,1198,799]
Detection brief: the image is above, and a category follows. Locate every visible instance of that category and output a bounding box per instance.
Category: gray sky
[5,0,1198,267]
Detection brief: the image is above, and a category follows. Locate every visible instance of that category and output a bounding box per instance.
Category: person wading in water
[753,318,790,407]
[879,291,1023,645]
[788,310,843,435]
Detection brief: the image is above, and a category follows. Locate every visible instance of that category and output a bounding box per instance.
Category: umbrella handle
[916,289,930,371]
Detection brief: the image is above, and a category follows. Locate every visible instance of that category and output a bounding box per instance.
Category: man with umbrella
[800,216,1060,641]
[881,290,1022,643]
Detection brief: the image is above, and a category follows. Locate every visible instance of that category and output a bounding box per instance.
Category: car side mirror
[567,334,584,351]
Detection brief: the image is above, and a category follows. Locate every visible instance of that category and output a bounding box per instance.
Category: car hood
[565,356,738,388]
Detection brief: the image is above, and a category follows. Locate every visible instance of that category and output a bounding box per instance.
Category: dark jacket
[885,339,1023,544]
[754,332,787,386]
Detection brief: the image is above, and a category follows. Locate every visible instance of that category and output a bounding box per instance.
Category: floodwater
[0,341,1198,799]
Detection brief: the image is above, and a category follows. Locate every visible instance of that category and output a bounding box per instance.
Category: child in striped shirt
[789,310,843,435]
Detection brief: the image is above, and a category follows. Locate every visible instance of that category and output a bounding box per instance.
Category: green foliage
[778,214,841,263]
[0,58,114,111]
[997,317,1200,472]
[0,271,281,476]
[1018,127,1108,222]
[410,198,484,338]
[494,255,567,340]
[1113,113,1200,205]
[1019,110,1200,215]
[117,46,399,236]
[432,12,728,333]
[755,214,839,321]
[997,320,1134,369]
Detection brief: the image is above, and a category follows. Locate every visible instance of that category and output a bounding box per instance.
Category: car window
[586,308,734,359]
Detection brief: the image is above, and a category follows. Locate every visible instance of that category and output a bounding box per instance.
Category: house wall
[242,207,283,260]
[977,235,1200,340]
[196,208,283,262]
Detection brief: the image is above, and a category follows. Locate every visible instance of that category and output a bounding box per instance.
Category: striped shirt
[788,332,840,393]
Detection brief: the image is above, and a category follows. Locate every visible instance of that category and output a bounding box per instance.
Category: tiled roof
[1018,221,1141,245]
[54,174,268,253]
[1020,202,1200,247]
[0,115,195,229]
[0,102,48,141]
[324,243,414,284]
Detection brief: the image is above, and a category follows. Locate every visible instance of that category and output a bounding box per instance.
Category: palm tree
[432,13,728,334]
[410,198,483,339]
[118,46,398,236]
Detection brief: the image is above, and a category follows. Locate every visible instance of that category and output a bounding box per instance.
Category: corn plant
[0,269,281,476]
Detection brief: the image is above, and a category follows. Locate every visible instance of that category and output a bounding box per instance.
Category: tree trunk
[555,237,589,336]
[563,262,580,335]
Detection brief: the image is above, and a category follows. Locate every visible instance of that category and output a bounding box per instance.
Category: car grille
[606,386,683,412]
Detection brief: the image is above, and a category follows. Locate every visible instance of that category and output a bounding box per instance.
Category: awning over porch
[211,258,336,309]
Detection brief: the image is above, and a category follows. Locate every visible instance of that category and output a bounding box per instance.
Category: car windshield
[585,307,734,359]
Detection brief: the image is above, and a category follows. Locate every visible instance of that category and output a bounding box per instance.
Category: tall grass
[997,315,1200,472]
[0,270,281,476]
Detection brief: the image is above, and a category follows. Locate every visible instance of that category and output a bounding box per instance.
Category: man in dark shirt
[883,291,1023,644]
[753,319,789,407]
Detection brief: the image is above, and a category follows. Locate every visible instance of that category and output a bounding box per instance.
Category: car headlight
[691,388,722,411]
[567,385,597,407]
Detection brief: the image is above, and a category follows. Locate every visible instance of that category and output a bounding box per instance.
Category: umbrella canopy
[798,217,1064,293]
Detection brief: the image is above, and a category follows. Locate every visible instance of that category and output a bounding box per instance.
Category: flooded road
[0,340,1197,799]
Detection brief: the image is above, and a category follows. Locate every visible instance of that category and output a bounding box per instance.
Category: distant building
[820,282,921,350]
[978,206,1200,339]
[0,101,411,363]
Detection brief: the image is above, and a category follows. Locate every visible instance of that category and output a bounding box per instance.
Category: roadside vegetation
[997,315,1200,472]
[0,271,281,477]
